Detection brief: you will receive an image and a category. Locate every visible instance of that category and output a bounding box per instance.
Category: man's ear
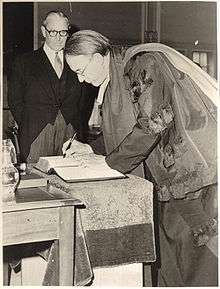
[41,26,46,38]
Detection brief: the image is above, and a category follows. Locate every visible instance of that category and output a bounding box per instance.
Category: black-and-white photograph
[2,1,217,287]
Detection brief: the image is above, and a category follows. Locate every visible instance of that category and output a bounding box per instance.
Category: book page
[35,156,81,173]
[54,154,125,182]
[35,153,125,182]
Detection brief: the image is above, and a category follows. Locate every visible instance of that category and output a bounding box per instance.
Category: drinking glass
[2,139,17,164]
[2,141,19,202]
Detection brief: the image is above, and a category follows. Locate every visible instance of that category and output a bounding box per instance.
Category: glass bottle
[2,142,19,202]
[2,139,17,164]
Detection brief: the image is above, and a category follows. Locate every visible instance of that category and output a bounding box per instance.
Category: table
[4,167,156,286]
[3,185,83,286]
[45,173,156,286]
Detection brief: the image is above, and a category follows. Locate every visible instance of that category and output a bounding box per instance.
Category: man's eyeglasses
[77,57,93,77]
[44,26,69,37]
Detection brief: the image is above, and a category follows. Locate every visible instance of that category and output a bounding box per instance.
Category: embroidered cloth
[33,168,155,285]
[102,44,217,201]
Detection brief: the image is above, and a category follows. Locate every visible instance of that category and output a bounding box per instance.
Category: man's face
[66,54,108,87]
[41,15,69,52]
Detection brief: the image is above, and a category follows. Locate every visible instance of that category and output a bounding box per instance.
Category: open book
[35,154,125,182]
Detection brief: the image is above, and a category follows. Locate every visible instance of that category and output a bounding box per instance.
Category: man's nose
[56,33,62,40]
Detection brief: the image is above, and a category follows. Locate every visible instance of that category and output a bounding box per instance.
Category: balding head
[43,11,69,28]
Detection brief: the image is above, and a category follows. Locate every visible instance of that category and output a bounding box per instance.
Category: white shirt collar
[43,43,64,66]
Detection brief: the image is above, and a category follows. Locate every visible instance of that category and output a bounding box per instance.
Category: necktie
[54,52,63,78]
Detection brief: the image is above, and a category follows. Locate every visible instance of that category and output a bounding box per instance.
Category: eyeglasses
[77,57,93,77]
[44,26,69,37]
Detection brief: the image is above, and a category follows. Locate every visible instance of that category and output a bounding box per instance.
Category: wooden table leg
[3,261,10,286]
[58,206,75,285]
[143,263,152,287]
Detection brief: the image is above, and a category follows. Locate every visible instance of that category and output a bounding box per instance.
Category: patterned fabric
[104,47,217,202]
[124,43,217,106]
[33,170,155,285]
[125,52,217,201]
[103,44,217,256]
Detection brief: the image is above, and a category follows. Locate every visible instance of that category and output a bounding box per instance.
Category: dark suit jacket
[8,47,97,161]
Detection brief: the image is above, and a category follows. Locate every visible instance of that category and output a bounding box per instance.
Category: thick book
[17,172,48,189]
[35,156,81,173]
[34,154,125,183]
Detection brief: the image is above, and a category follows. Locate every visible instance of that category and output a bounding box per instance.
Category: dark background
[3,2,33,76]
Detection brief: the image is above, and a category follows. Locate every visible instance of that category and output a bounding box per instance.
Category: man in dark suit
[6,10,97,285]
[8,10,96,163]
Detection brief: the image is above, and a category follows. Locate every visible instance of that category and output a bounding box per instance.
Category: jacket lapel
[33,47,58,102]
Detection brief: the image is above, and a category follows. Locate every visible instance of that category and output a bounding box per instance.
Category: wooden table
[6,168,155,286]
[3,186,83,286]
[46,173,156,286]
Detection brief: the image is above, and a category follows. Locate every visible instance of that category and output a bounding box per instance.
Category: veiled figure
[64,32,217,286]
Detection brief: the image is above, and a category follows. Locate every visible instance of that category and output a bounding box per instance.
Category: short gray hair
[65,30,111,56]
[43,11,70,28]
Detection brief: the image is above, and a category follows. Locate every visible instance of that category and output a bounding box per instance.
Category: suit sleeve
[105,53,174,174]
[105,117,161,174]
[8,57,26,126]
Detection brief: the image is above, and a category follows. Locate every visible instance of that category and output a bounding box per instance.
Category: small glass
[2,139,17,164]
[2,142,19,202]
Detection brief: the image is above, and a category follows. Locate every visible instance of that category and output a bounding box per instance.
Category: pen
[63,132,77,158]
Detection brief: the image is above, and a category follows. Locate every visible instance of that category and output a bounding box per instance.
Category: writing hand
[62,139,93,158]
